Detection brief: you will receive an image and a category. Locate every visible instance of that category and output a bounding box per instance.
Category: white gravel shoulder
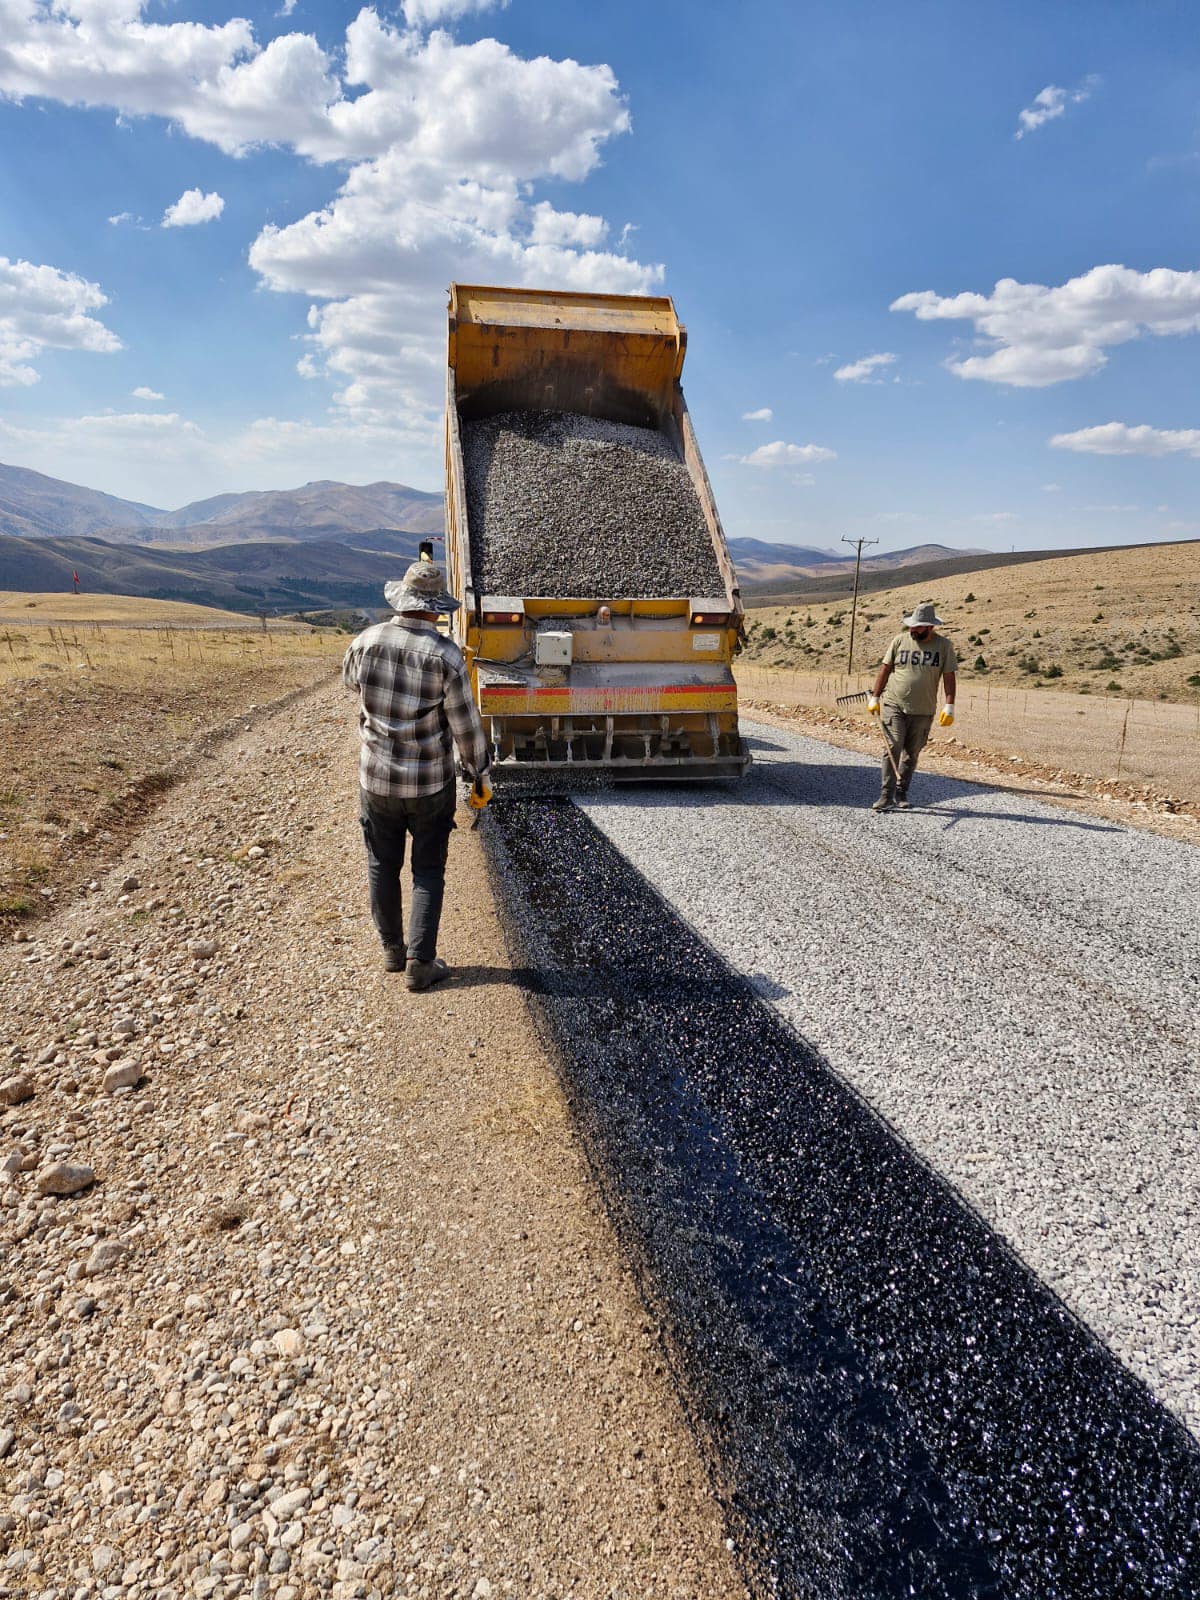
[577,718,1200,1439]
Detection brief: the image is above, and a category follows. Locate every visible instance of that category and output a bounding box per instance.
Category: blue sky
[1,0,1199,552]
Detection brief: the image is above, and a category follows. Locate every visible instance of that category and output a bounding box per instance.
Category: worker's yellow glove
[467,774,493,811]
[867,695,881,716]
[938,704,955,728]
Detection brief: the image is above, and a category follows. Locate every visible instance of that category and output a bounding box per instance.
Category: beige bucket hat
[384,561,460,616]
[903,601,944,628]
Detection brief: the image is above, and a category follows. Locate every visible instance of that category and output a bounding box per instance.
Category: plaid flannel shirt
[342,618,491,801]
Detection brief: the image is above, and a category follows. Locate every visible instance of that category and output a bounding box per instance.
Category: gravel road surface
[0,679,742,1599]
[578,719,1200,1441]
[462,410,723,599]
[488,797,1199,1597]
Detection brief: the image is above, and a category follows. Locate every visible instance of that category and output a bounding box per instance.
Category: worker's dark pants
[359,783,456,963]
[880,709,933,800]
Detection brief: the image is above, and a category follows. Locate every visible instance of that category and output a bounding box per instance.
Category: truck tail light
[691,611,731,625]
[483,610,524,625]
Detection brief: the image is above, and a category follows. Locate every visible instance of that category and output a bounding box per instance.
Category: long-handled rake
[836,689,903,789]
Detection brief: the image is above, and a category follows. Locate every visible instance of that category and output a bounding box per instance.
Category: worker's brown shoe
[894,796,912,810]
[405,957,450,993]
[383,944,406,972]
[872,796,893,812]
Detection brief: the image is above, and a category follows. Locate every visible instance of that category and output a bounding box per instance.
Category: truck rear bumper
[475,662,748,781]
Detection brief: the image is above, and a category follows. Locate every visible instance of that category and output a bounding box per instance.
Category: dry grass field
[0,596,344,921]
[742,540,1200,704]
[0,592,287,628]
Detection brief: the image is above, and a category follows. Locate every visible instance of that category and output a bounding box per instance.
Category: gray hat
[384,561,460,616]
[903,601,944,628]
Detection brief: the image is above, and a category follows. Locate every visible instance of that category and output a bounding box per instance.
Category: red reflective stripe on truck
[483,684,729,697]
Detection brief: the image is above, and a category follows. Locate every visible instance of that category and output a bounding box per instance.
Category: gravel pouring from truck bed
[462,410,725,598]
[576,719,1200,1443]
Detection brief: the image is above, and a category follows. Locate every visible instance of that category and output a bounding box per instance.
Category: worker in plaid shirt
[342,561,491,991]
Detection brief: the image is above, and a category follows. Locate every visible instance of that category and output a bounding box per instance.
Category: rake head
[835,690,871,707]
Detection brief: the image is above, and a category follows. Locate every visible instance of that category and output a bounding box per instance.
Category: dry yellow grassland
[0,597,346,920]
[0,592,290,627]
[742,540,1200,704]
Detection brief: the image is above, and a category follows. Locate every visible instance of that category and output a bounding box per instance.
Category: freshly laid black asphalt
[486,800,1200,1600]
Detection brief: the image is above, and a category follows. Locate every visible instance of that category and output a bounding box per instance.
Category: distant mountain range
[0,461,443,548]
[728,537,989,590]
[0,458,991,612]
[0,531,424,614]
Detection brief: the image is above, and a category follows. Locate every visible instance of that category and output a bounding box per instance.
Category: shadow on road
[624,759,1129,833]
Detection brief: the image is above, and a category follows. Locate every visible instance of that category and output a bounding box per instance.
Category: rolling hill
[124,480,444,547]
[728,539,988,593]
[0,462,160,540]
[0,532,418,614]
[0,461,443,549]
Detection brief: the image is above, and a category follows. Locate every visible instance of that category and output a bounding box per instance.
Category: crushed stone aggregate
[576,719,1200,1440]
[462,410,724,599]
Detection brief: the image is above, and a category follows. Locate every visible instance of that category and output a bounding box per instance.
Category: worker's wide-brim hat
[903,601,944,627]
[384,560,460,615]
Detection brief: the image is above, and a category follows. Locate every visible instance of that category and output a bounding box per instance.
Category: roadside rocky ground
[0,678,743,1600]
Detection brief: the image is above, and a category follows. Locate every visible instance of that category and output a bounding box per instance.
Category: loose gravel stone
[85,1239,127,1275]
[100,1062,141,1094]
[272,1327,303,1359]
[463,409,724,599]
[0,1073,34,1106]
[36,1162,95,1197]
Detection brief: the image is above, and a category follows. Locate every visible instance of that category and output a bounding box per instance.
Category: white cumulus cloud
[162,188,225,227]
[892,264,1200,387]
[0,2,657,431]
[528,201,607,249]
[1015,77,1098,139]
[741,407,772,422]
[833,351,897,384]
[132,385,165,399]
[401,0,508,27]
[738,441,837,469]
[0,255,121,386]
[1050,422,1200,457]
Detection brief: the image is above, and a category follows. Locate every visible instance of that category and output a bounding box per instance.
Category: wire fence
[735,664,1200,797]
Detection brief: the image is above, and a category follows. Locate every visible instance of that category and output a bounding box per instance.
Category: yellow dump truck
[444,283,750,783]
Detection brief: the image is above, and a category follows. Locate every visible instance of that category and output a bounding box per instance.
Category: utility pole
[841,536,878,674]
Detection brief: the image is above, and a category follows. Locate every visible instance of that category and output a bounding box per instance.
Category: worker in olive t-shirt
[866,601,957,811]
